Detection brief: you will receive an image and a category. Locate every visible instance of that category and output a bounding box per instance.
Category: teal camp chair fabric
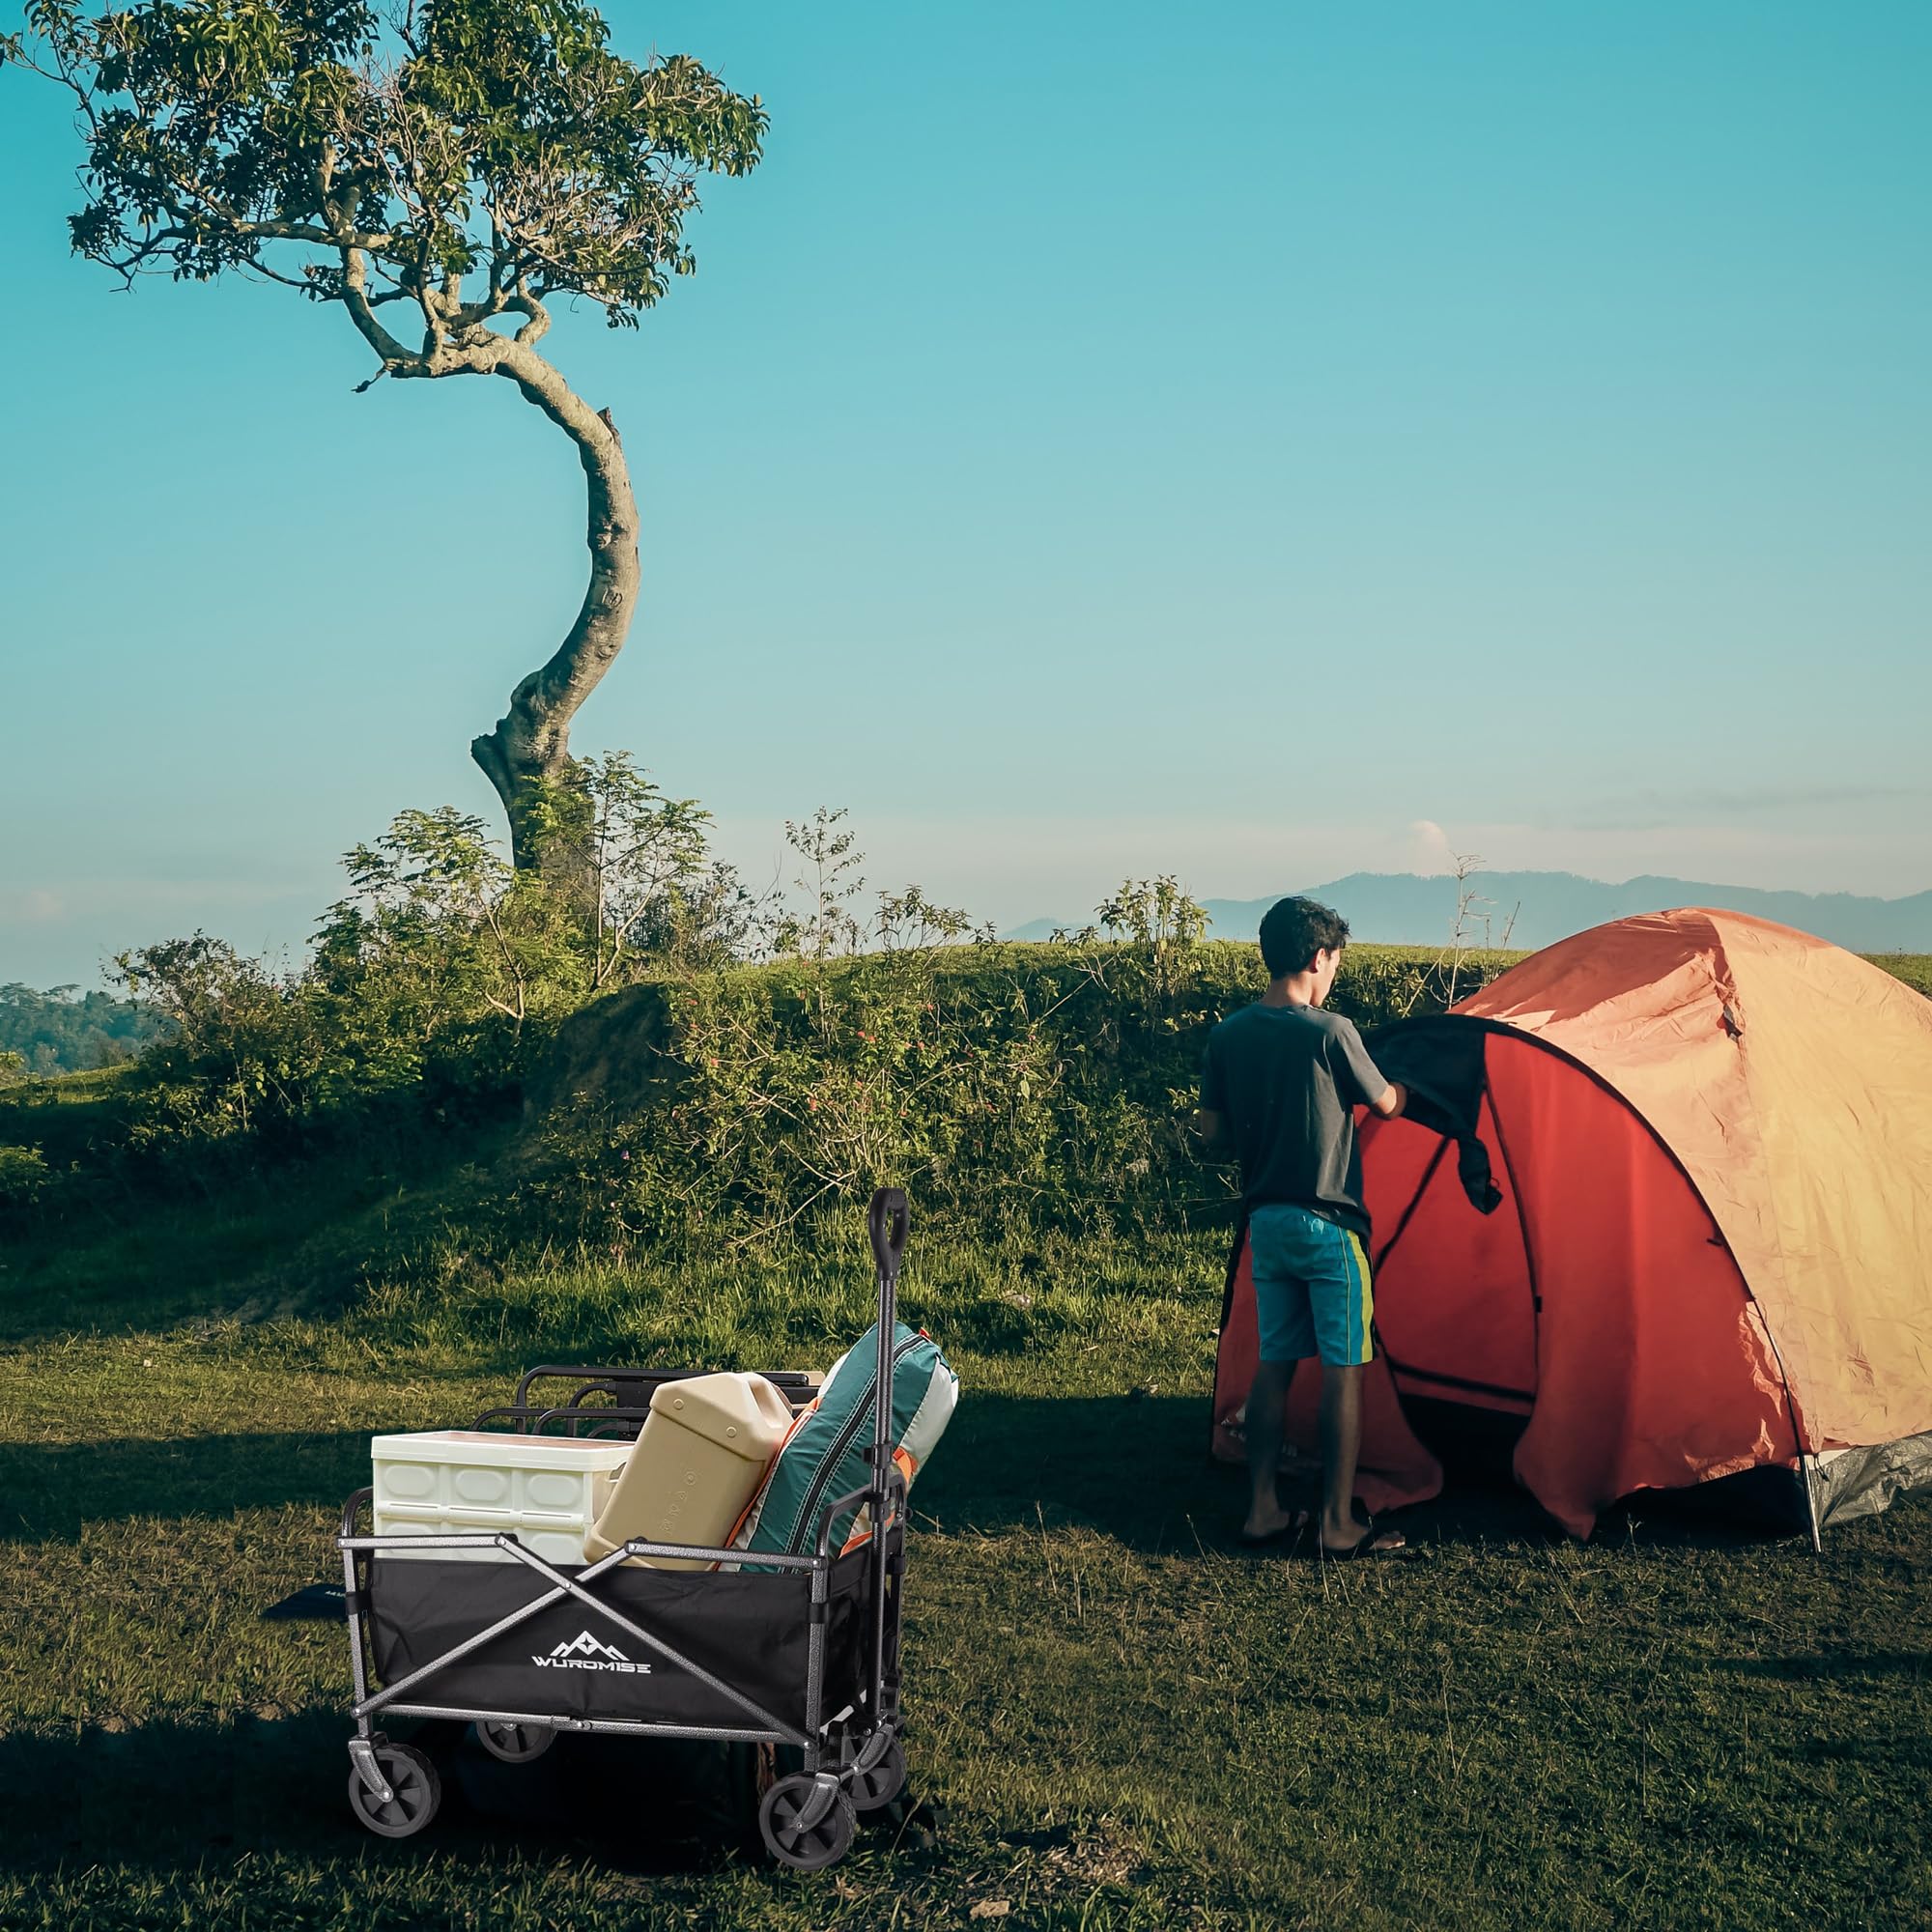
[732,1321,956,1571]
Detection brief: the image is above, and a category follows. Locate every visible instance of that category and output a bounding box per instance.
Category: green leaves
[0,1144,53,1208]
[12,0,765,328]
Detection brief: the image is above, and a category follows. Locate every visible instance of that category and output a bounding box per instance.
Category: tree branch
[339,244,420,370]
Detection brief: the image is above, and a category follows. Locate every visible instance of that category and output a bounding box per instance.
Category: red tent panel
[1370,1089,1535,1417]
[1484,1035,1796,1534]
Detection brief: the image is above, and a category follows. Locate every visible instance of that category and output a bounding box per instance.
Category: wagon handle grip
[868,1186,909,1280]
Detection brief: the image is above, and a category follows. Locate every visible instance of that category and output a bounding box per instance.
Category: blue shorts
[1249,1204,1375,1368]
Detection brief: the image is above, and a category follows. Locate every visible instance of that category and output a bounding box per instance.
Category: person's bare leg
[1242,1360,1297,1538]
[1319,1361,1403,1551]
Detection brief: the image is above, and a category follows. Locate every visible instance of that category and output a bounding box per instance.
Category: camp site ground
[6,1212,1931,1930]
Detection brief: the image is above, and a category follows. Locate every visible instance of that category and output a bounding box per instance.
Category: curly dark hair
[1259,896,1350,980]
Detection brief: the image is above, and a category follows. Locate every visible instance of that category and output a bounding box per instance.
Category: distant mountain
[1007,872,1932,954]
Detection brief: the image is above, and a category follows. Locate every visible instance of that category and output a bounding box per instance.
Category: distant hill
[0,983,164,1077]
[1008,872,1932,954]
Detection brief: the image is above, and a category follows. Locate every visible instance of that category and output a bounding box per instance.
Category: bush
[523,923,1517,1250]
[0,1143,50,1208]
[21,774,1932,1264]
[42,781,1524,1247]
[46,796,1520,1245]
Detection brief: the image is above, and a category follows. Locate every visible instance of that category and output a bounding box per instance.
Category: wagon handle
[868,1186,909,1282]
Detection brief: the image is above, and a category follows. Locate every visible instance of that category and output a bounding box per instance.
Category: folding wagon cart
[335,1189,916,1871]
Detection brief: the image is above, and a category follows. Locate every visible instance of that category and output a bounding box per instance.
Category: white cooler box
[371,1430,634,1565]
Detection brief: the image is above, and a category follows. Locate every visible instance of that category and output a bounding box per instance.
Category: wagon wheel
[347,1742,441,1839]
[846,1735,907,1812]
[474,1719,556,1764]
[759,1773,857,1871]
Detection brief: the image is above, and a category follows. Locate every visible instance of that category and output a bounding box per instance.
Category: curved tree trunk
[328,255,641,889]
[468,339,641,884]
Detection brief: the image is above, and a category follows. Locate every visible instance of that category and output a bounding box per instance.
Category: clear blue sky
[4,1,1929,987]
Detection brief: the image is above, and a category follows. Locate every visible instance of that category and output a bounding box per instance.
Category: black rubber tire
[347,1742,441,1839]
[758,1775,857,1871]
[846,1736,907,1813]
[474,1719,556,1765]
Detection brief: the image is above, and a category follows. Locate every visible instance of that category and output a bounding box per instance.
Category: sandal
[1314,1510,1406,1560]
[1239,1508,1313,1548]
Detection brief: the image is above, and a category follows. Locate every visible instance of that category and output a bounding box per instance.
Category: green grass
[4,1201,1929,1931]
[5,943,1929,1929]
[1865,952,1932,997]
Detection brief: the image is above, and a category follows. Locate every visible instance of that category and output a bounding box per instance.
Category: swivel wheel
[347,1741,441,1839]
[758,1773,857,1871]
[846,1735,907,1812]
[474,1719,555,1764]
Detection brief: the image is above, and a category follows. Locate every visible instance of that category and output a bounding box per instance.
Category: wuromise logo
[531,1630,652,1674]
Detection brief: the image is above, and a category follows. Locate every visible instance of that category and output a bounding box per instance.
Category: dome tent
[1209,909,1932,1540]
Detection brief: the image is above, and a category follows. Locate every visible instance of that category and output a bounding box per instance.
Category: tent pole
[1800,1454,1823,1553]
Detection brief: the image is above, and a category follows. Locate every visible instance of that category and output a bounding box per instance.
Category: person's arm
[1336,1020,1406,1119]
[1194,1035,1231,1156]
[1368,1080,1408,1120]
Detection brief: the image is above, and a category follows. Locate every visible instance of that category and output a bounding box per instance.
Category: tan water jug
[583,1373,794,1571]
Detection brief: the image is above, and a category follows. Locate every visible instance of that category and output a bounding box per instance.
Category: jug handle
[868,1186,909,1281]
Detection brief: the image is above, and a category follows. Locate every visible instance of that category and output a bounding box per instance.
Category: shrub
[100,795,735,1168]
[61,790,1517,1245]
[0,1143,50,1208]
[523,925,1515,1250]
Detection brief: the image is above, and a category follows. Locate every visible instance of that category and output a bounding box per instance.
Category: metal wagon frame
[335,1187,916,1871]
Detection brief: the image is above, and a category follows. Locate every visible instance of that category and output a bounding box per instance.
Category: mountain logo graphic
[552,1631,626,1661]
[530,1628,649,1674]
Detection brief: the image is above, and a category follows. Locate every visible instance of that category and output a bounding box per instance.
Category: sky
[3,1,1930,988]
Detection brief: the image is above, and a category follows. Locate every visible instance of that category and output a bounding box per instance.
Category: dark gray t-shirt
[1199,1001,1391,1237]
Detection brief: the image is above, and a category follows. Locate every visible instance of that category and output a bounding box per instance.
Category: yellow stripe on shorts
[1342,1230,1374,1365]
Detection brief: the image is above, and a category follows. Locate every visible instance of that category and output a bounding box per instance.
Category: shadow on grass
[1716,1651,1932,1683]
[3,1403,1232,1555]
[0,1432,371,1543]
[8,1396,1810,1553]
[0,1711,786,1878]
[0,1710,356,1874]
[922,1393,1812,1553]
[0,1113,517,1345]
[1789,1731,1932,1767]
[919,1393,1577,1551]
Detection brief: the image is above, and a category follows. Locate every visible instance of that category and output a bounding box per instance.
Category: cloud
[1404,821,1457,875]
[16,891,64,923]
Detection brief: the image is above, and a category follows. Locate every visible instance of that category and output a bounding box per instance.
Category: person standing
[1195,896,1408,1556]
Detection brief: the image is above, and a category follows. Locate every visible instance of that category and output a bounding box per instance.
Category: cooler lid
[371,1429,633,1470]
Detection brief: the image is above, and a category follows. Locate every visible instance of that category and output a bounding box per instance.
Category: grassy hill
[3,946,1929,1928]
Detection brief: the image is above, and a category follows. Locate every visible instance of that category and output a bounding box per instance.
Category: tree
[6,0,765,878]
[553,752,729,984]
[0,981,165,1072]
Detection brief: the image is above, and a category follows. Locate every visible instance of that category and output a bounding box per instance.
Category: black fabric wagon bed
[369,1544,884,1732]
